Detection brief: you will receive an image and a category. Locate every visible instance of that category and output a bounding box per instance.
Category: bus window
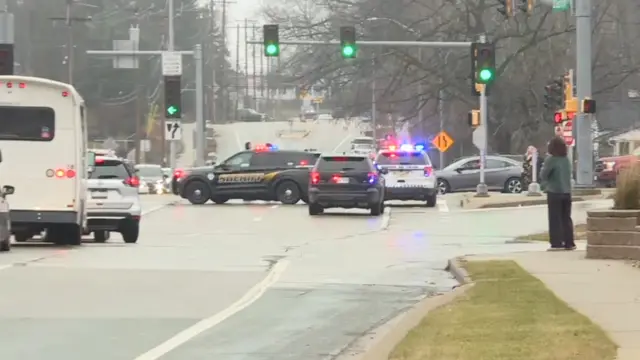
[0,106,55,141]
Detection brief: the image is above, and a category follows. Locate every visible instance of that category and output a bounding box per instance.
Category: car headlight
[605,161,615,170]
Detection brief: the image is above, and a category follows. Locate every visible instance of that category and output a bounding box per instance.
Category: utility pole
[574,0,593,186]
[252,24,257,109]
[371,58,377,141]
[167,0,177,168]
[220,0,227,122]
[235,23,240,121]
[244,18,249,104]
[49,0,91,85]
[209,0,216,123]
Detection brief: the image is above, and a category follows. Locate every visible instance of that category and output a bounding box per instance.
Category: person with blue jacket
[540,136,575,251]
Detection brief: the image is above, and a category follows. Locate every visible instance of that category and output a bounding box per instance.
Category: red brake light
[95,158,104,163]
[62,91,69,97]
[424,165,433,176]
[19,82,25,88]
[125,176,140,187]
[6,82,12,88]
[331,175,342,183]
[174,169,184,178]
[300,160,308,165]
[310,171,320,185]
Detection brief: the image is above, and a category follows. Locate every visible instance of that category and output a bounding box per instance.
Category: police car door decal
[218,173,265,183]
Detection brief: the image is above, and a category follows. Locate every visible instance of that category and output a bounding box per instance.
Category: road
[0,119,610,359]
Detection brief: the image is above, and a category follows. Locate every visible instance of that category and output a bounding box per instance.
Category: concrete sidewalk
[467,250,640,360]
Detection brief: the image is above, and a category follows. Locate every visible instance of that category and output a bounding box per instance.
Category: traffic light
[554,111,565,124]
[164,76,182,119]
[472,43,496,84]
[263,24,279,57]
[582,98,596,114]
[0,44,14,76]
[468,110,480,127]
[339,26,356,58]
[497,0,513,17]
[544,79,563,109]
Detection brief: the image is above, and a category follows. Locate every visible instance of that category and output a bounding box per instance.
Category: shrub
[614,163,640,209]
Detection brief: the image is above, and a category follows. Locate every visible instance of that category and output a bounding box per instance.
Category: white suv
[86,156,141,243]
[375,144,437,207]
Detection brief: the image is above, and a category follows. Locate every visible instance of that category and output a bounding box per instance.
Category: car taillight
[300,160,308,165]
[331,175,342,183]
[124,177,140,187]
[310,171,320,185]
[424,165,433,176]
[367,172,377,184]
[174,169,187,178]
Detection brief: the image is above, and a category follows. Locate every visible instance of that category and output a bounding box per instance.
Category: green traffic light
[478,68,494,82]
[342,45,355,58]
[266,44,278,55]
[167,105,178,115]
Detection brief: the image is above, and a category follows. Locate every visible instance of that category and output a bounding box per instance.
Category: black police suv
[178,149,320,205]
[307,154,387,216]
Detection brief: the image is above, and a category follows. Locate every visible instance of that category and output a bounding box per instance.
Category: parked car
[0,150,14,252]
[238,108,265,122]
[435,155,523,194]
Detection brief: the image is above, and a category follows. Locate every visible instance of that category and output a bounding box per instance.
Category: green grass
[390,260,617,360]
[516,224,587,242]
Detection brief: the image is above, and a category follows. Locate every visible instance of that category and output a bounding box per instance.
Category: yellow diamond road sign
[432,131,454,152]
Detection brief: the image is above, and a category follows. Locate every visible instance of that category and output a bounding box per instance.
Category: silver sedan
[435,155,523,194]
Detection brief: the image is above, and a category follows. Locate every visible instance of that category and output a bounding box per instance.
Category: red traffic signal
[582,99,596,114]
[554,111,563,124]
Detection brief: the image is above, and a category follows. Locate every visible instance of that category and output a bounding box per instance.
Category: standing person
[540,137,575,251]
[244,141,252,150]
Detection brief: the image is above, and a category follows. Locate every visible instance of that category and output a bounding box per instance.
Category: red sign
[563,120,573,146]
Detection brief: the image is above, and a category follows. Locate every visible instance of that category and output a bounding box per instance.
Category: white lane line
[133,259,289,360]
[332,134,353,152]
[253,217,262,222]
[270,204,279,209]
[380,207,391,230]
[142,202,174,216]
[0,264,12,271]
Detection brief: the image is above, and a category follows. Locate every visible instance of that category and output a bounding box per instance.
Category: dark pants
[547,192,574,248]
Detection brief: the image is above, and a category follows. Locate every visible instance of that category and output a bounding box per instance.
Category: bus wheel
[65,224,82,246]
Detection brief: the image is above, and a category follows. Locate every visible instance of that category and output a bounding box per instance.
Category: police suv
[375,144,437,207]
[178,144,320,205]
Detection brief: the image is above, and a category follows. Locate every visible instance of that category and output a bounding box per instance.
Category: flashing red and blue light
[387,143,426,152]
[254,143,279,152]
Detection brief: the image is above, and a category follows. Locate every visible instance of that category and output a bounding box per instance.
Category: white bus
[0,76,93,245]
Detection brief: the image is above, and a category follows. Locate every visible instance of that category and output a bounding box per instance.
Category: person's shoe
[564,245,577,251]
[547,247,565,252]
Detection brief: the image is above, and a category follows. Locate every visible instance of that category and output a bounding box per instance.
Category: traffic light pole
[85,49,206,167]
[247,40,472,48]
[475,85,489,197]
[574,0,594,187]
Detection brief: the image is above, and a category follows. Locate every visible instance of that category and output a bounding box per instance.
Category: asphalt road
[0,120,612,359]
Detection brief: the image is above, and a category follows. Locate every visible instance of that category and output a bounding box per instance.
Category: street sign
[472,128,485,149]
[552,0,570,12]
[103,137,117,149]
[563,120,574,146]
[162,51,182,76]
[432,131,454,152]
[165,121,182,140]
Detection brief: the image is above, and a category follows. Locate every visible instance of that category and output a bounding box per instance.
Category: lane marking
[133,259,289,360]
[270,204,279,209]
[332,134,353,152]
[0,264,11,271]
[141,202,175,216]
[380,207,391,230]
[253,217,262,222]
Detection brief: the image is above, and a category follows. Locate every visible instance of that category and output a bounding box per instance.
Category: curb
[336,258,472,360]
[477,197,585,209]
